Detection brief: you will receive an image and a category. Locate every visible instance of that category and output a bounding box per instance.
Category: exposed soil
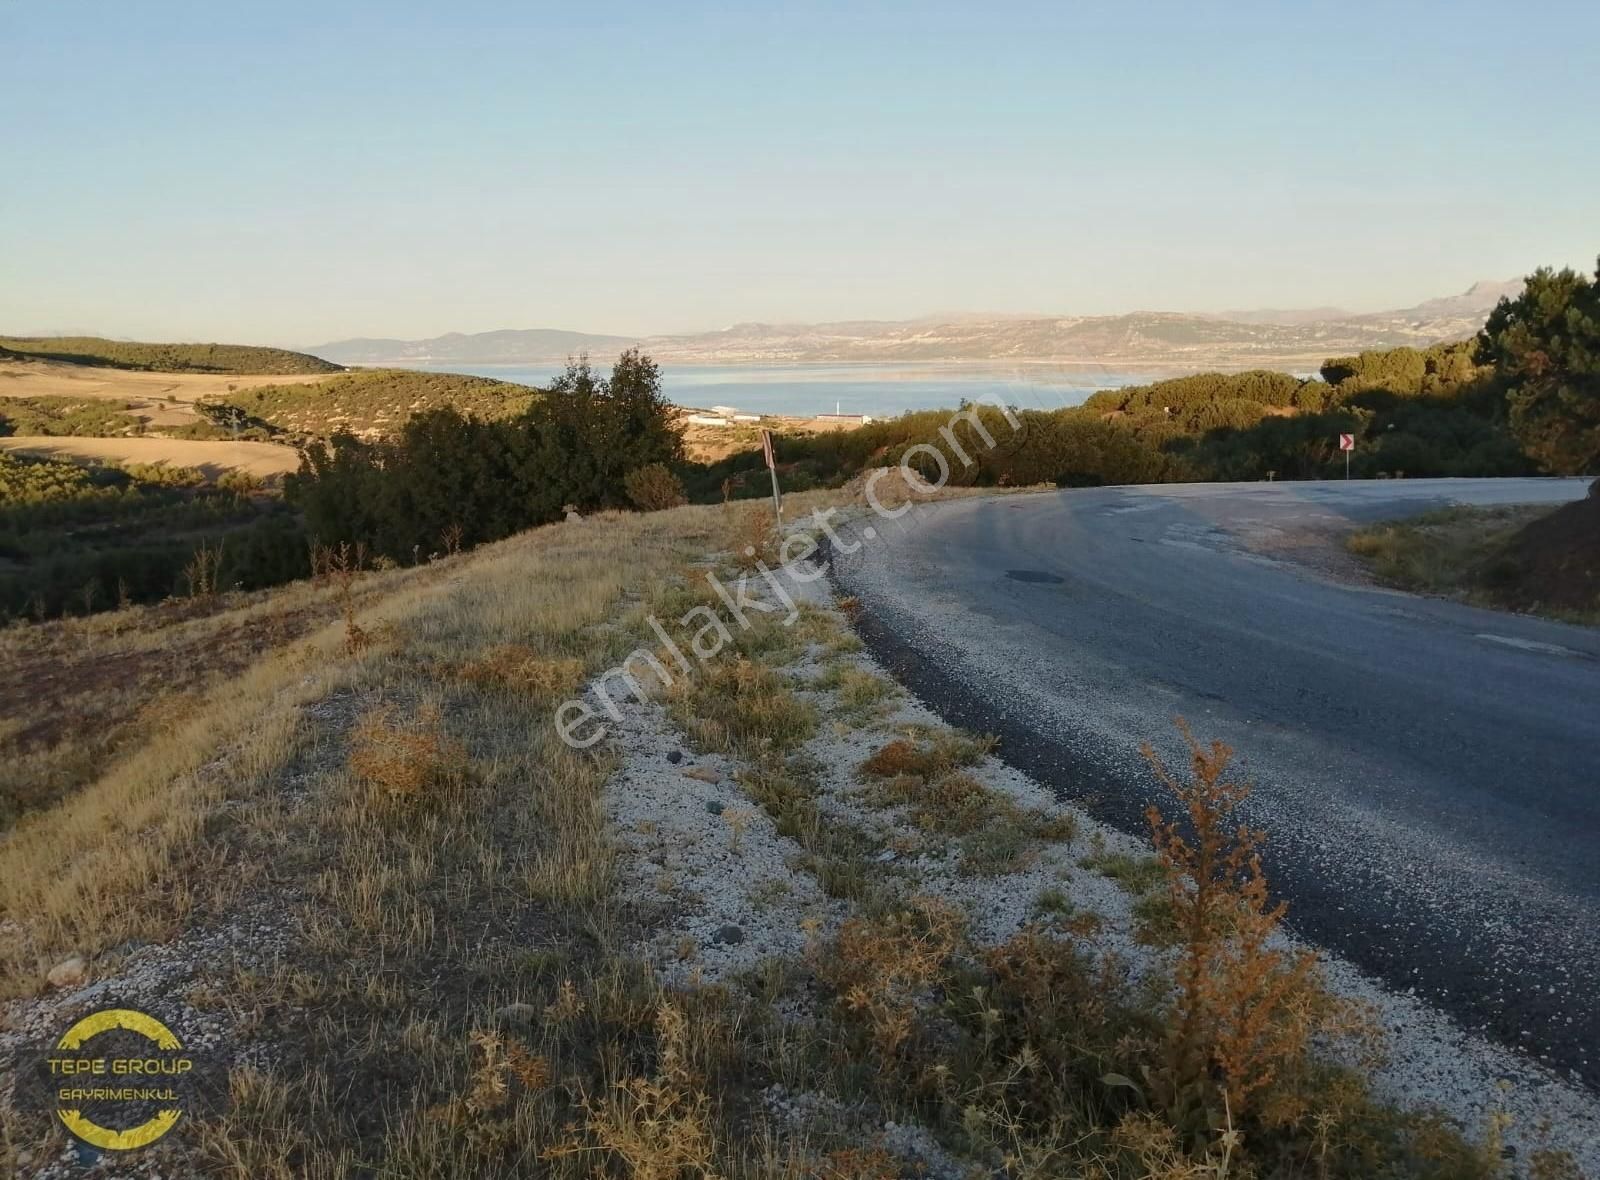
[1495,481,1600,614]
[0,592,339,825]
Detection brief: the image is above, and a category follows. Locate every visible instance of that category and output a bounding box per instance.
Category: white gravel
[600,694,842,983]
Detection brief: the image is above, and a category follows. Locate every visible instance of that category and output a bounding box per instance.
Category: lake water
[392,361,1175,417]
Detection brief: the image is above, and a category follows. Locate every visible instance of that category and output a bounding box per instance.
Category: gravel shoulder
[587,546,1600,1173]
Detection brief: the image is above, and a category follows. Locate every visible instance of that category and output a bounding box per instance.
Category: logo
[47,1008,193,1151]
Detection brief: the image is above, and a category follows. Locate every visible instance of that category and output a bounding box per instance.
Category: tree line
[286,350,682,560]
[0,336,340,375]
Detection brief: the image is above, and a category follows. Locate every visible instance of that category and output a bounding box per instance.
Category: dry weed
[857,729,994,780]
[456,644,585,699]
[347,704,468,807]
[546,1000,721,1179]
[182,539,225,598]
[465,1029,550,1115]
[1143,720,1324,1130]
[312,540,371,654]
[816,1146,901,1179]
[729,505,779,569]
[811,896,964,1058]
[816,662,896,719]
[672,657,817,756]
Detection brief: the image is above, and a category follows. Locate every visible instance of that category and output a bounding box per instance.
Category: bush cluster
[0,396,145,438]
[286,351,682,560]
[0,451,306,620]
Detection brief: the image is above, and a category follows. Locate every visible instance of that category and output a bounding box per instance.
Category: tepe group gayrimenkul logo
[46,1008,194,1150]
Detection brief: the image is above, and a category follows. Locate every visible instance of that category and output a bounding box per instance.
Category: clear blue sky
[3,0,1595,346]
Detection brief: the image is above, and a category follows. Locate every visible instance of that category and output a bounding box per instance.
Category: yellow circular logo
[51,1008,191,1150]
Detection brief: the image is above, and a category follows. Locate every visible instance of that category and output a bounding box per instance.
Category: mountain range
[307,280,1521,369]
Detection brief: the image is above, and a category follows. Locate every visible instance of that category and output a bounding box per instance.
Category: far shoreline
[341,355,1320,374]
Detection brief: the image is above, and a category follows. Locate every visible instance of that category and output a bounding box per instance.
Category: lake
[389,361,1175,417]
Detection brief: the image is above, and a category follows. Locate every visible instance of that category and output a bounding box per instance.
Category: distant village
[683,404,874,427]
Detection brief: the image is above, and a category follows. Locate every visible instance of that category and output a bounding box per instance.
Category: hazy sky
[3,1,1596,347]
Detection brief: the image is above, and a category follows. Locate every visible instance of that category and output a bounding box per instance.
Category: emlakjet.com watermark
[554,400,1025,749]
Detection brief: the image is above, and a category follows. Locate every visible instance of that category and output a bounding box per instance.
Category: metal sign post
[761,428,783,526]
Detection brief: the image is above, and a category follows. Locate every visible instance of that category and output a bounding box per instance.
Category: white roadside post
[1339,432,1355,479]
[762,428,783,526]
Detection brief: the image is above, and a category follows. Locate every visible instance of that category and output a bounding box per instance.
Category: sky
[2,0,1596,347]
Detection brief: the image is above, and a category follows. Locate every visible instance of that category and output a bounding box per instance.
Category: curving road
[832,478,1600,1087]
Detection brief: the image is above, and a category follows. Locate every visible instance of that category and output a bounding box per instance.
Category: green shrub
[0,396,145,437]
[623,463,688,511]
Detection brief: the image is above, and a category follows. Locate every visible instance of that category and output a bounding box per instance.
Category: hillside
[1348,484,1600,623]
[0,447,308,622]
[222,367,538,439]
[0,435,300,480]
[308,279,1517,368]
[0,356,531,447]
[0,335,341,375]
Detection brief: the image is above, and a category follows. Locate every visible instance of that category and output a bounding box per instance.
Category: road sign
[1338,433,1354,480]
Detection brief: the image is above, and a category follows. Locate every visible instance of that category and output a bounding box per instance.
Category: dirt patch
[0,591,337,826]
[1495,481,1600,615]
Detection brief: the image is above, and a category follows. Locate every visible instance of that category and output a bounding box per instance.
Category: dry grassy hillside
[0,359,333,407]
[0,354,865,470]
[0,357,327,478]
[0,495,1588,1178]
[0,436,301,479]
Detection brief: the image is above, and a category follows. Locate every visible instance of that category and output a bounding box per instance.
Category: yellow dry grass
[0,435,302,478]
[0,575,355,828]
[0,357,332,405]
[0,558,461,992]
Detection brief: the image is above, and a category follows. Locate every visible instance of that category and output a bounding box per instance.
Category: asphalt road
[831,478,1600,1087]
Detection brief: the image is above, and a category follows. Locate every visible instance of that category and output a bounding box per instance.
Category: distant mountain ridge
[306,280,1519,369]
[310,328,636,366]
[1211,280,1521,329]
